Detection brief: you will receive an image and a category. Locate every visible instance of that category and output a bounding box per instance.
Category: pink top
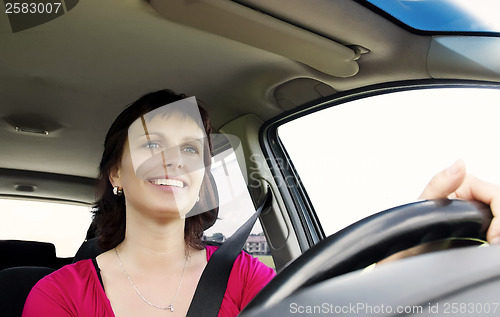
[22,245,275,317]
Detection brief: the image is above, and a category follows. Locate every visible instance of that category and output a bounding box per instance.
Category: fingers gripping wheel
[241,199,492,314]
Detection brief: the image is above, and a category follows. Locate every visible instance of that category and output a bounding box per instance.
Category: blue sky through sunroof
[364,0,500,33]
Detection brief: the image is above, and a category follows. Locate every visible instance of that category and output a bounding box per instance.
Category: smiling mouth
[149,179,185,188]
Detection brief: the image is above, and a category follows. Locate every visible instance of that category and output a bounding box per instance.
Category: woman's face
[113,112,206,219]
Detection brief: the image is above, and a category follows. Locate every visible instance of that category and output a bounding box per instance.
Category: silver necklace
[114,248,187,312]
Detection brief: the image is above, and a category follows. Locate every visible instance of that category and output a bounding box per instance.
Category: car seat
[72,237,103,262]
[0,266,55,317]
[0,240,58,270]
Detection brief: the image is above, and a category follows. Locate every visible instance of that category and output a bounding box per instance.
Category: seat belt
[186,190,272,317]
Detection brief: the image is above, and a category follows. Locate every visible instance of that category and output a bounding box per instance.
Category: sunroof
[362,0,500,34]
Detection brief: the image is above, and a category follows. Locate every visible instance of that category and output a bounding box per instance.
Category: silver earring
[113,186,123,196]
[196,195,200,202]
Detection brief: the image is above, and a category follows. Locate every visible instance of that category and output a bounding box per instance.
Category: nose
[162,146,183,168]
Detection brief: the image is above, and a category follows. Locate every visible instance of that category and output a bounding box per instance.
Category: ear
[109,165,122,188]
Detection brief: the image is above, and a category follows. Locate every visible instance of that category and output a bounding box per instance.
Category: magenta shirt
[22,245,275,317]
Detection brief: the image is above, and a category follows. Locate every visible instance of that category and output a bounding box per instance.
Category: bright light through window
[0,199,93,257]
[364,0,500,33]
[279,87,500,236]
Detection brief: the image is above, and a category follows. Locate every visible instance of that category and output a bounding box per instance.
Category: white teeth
[150,179,184,188]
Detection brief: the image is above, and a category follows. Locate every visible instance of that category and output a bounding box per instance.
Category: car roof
[1,0,498,204]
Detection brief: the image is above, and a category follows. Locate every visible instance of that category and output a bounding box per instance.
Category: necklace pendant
[168,304,174,312]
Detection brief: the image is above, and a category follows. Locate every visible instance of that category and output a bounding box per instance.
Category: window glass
[0,199,92,257]
[205,149,258,238]
[278,87,500,236]
[205,148,274,268]
[363,0,500,33]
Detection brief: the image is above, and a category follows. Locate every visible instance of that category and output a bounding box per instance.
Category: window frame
[261,79,500,251]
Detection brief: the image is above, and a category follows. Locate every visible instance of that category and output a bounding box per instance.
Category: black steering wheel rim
[241,199,491,314]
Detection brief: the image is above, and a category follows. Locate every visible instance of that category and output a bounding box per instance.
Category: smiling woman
[127,98,208,219]
[21,89,276,317]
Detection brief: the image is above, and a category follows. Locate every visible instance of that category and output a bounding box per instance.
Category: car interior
[1,0,500,316]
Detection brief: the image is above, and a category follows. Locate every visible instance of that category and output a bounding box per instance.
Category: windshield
[362,0,500,34]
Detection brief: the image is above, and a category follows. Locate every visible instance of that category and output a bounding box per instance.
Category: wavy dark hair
[92,89,217,251]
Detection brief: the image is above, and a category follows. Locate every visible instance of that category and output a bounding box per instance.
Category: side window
[278,87,500,236]
[0,200,92,257]
[204,147,275,268]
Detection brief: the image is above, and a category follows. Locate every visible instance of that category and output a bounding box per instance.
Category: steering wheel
[240,199,492,315]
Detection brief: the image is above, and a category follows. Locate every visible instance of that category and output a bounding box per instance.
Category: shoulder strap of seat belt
[186,190,272,317]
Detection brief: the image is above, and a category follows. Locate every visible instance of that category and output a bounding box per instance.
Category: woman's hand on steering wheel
[420,160,500,244]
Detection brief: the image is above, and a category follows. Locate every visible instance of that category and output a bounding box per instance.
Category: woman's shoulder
[30,259,96,295]
[23,259,103,316]
[204,244,276,313]
[44,259,95,282]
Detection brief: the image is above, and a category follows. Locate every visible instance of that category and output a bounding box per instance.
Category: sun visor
[127,97,246,219]
[149,0,359,77]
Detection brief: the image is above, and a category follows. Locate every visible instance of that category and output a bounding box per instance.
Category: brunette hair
[92,89,217,251]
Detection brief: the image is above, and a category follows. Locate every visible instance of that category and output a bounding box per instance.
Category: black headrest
[0,240,57,270]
